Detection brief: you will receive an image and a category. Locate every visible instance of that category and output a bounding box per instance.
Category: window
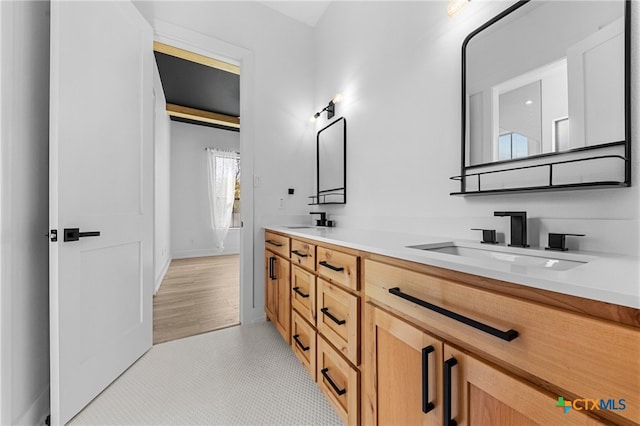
[498,132,529,161]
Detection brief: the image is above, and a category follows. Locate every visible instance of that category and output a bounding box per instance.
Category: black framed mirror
[313,117,346,205]
[454,0,631,195]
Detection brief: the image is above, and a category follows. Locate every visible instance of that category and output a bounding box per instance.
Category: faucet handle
[545,233,585,252]
[309,211,327,226]
[471,229,498,244]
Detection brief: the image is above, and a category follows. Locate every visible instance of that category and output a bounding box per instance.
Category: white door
[49,2,154,424]
[567,17,625,148]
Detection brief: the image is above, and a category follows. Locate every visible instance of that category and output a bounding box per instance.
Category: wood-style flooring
[153,255,240,344]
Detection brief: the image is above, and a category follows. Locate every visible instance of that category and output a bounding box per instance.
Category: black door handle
[444,357,458,426]
[422,345,435,413]
[63,228,101,242]
[269,257,277,280]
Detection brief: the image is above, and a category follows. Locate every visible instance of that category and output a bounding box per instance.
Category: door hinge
[50,229,57,242]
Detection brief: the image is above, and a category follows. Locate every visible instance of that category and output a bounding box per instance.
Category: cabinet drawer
[318,336,359,426]
[291,265,316,325]
[365,259,640,425]
[265,231,290,258]
[292,311,316,382]
[317,246,359,291]
[291,239,316,271]
[317,278,359,365]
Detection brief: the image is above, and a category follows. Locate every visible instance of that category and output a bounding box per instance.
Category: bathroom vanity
[264,226,639,426]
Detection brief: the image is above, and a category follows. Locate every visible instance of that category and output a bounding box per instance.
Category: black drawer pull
[292,250,308,258]
[422,345,435,414]
[266,239,283,247]
[293,287,309,298]
[292,334,309,351]
[321,368,346,396]
[319,260,344,272]
[321,307,346,325]
[444,357,458,426]
[389,287,518,342]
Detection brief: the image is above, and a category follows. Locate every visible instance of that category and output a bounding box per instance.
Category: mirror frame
[457,0,631,195]
[316,116,347,204]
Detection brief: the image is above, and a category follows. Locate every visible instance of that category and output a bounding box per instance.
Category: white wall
[0,1,50,424]
[170,120,241,258]
[153,60,172,293]
[134,1,316,323]
[313,1,639,256]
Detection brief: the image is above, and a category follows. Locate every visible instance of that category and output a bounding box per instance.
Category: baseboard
[14,385,49,426]
[154,257,172,295]
[172,248,240,259]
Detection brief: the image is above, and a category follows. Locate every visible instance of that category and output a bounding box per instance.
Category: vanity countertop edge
[264,225,640,310]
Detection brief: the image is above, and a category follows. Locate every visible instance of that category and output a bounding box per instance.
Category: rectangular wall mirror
[313,117,346,204]
[454,0,631,195]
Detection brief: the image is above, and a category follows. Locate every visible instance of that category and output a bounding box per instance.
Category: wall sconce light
[311,93,343,122]
[447,0,470,16]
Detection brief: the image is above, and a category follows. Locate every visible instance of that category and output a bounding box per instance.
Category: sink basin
[284,225,314,229]
[408,243,589,271]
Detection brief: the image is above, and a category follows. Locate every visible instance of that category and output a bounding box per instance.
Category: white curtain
[206,149,238,249]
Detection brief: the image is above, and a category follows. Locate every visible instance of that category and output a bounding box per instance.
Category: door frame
[0,2,11,423]
[152,20,259,325]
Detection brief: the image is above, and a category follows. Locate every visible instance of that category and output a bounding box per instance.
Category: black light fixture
[311,93,343,122]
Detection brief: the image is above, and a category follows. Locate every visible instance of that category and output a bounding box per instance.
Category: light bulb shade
[447,0,469,16]
[332,93,343,104]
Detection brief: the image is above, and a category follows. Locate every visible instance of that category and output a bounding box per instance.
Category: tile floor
[68,322,342,425]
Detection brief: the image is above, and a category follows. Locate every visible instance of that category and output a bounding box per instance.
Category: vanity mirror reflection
[311,117,346,205]
[453,0,631,195]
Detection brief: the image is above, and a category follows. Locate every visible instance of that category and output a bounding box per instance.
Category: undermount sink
[408,242,590,271]
[284,225,314,229]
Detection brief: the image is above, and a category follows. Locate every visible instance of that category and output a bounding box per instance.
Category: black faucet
[494,211,529,247]
[310,212,327,227]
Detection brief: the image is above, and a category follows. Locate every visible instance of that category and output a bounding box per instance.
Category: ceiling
[258,1,331,27]
[154,46,240,131]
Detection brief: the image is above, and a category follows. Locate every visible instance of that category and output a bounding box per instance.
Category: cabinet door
[265,252,290,343]
[443,344,604,426]
[364,303,443,426]
[275,255,291,343]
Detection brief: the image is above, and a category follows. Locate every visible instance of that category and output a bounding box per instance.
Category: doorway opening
[152,42,242,344]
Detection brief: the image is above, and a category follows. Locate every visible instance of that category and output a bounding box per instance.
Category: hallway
[153,255,240,344]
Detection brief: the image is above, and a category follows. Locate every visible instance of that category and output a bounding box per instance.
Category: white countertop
[265,225,640,309]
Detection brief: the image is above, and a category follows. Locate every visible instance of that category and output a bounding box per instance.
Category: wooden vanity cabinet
[364,256,639,426]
